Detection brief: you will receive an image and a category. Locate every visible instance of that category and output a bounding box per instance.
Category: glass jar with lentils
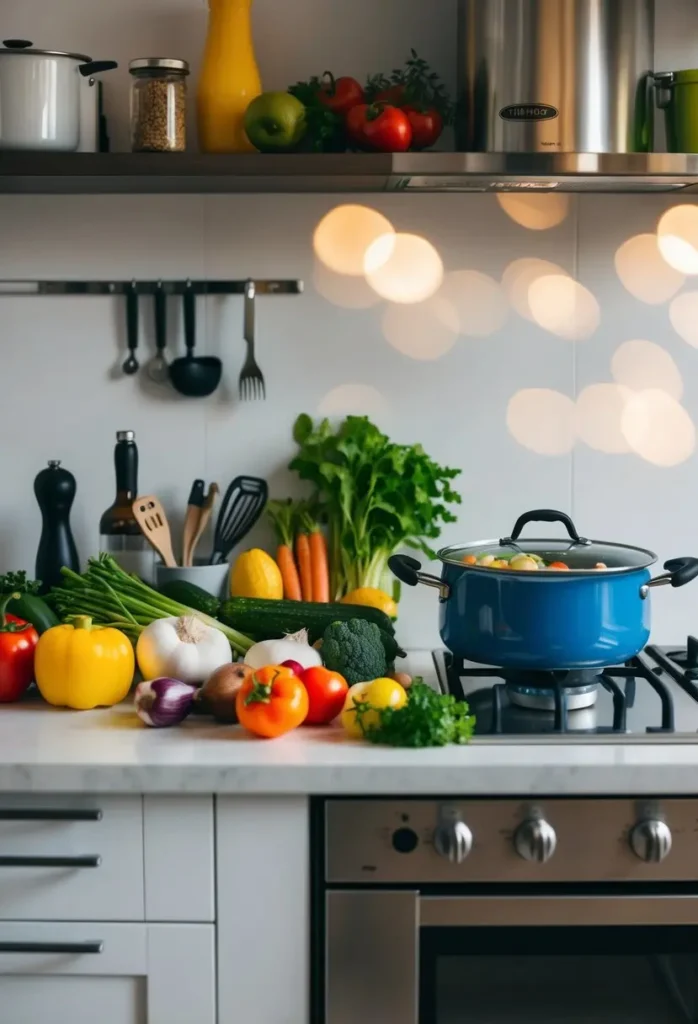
[129,58,189,152]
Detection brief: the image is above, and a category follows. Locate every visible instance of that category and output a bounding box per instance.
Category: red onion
[134,677,197,728]
[281,659,305,677]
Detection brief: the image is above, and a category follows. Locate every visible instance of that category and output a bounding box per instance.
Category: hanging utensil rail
[0,279,302,296]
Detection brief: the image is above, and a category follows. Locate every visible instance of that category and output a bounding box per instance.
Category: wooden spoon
[188,483,219,565]
[132,495,177,568]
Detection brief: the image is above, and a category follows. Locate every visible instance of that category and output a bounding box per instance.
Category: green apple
[244,92,307,152]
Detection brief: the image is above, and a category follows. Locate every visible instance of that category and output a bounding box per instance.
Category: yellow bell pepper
[35,616,135,710]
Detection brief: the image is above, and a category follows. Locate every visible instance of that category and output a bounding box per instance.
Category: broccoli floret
[322,618,388,685]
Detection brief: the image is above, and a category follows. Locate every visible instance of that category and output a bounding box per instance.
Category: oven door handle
[420,895,698,928]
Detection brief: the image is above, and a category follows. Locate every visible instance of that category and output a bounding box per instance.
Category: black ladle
[169,284,222,398]
[122,281,139,375]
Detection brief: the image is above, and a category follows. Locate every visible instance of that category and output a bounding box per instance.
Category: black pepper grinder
[34,461,80,594]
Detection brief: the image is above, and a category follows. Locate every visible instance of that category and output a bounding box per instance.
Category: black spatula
[209,476,268,565]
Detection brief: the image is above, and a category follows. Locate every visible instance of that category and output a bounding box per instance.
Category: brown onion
[196,663,254,723]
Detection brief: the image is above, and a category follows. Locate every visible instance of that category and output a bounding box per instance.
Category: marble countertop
[1,652,697,795]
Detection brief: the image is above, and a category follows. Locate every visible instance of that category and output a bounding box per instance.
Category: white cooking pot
[0,39,116,151]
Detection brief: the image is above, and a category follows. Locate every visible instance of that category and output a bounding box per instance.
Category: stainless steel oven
[316,798,698,1023]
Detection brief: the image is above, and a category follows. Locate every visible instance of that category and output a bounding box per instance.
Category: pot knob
[514,818,557,864]
[434,818,473,864]
[630,819,672,864]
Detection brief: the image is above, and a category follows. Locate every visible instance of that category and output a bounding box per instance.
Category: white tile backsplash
[1,0,698,648]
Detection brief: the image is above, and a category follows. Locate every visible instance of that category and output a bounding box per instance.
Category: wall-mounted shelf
[0,279,302,296]
[2,151,698,195]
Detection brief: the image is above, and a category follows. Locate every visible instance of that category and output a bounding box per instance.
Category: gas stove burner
[662,636,698,679]
[504,669,601,711]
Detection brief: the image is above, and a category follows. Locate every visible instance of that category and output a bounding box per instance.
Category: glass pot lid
[440,510,657,575]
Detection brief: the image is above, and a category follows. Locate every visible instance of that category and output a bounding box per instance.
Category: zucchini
[218,597,396,644]
[7,593,59,634]
[159,580,221,619]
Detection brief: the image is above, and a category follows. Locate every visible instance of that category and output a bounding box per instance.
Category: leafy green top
[0,571,41,595]
[356,682,475,748]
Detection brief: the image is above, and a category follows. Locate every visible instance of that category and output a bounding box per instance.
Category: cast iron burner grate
[442,651,676,736]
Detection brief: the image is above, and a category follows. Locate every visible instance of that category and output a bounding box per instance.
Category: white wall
[1,0,698,650]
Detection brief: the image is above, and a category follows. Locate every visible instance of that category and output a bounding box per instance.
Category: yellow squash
[340,587,398,619]
[197,0,262,153]
[35,617,135,710]
[230,549,283,600]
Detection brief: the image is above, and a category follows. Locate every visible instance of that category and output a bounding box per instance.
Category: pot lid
[0,39,91,62]
[441,510,657,575]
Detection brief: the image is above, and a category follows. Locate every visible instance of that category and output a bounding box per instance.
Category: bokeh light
[658,205,698,275]
[364,233,444,304]
[507,389,576,456]
[313,260,381,309]
[497,193,570,230]
[527,275,601,341]
[611,340,683,400]
[313,205,394,276]
[615,233,685,304]
[501,258,570,322]
[576,384,632,454]
[669,291,698,348]
[318,384,390,420]
[438,270,508,337]
[381,297,459,361]
[621,390,696,467]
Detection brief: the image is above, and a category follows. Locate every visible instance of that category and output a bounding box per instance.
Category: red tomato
[346,103,412,152]
[0,612,38,703]
[317,74,365,116]
[301,667,348,726]
[236,665,309,738]
[402,105,444,149]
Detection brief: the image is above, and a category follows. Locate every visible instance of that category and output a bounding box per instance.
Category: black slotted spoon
[209,475,268,565]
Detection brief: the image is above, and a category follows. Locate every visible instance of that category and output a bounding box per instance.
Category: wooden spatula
[188,483,219,565]
[132,495,178,568]
[182,479,205,567]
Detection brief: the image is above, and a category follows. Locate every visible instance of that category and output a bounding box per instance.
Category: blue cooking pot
[389,509,698,670]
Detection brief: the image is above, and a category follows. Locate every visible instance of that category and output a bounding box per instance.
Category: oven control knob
[514,818,557,864]
[434,820,473,864]
[630,820,673,863]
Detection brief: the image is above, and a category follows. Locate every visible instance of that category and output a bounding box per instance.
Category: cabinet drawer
[0,795,143,921]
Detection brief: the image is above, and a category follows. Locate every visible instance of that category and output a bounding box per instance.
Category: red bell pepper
[0,592,38,702]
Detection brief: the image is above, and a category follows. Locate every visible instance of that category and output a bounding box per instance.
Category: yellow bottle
[197,0,262,153]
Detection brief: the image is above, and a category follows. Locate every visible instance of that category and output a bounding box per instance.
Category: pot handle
[388,554,450,599]
[653,71,674,111]
[640,557,698,598]
[503,509,590,546]
[79,60,118,77]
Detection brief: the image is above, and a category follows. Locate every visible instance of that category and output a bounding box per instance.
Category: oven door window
[422,925,698,1023]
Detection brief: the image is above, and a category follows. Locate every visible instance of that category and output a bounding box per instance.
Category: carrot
[277,544,302,601]
[309,529,330,603]
[296,533,313,602]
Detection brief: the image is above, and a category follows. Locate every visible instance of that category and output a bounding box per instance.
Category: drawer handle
[0,855,101,868]
[0,809,102,822]
[0,940,103,954]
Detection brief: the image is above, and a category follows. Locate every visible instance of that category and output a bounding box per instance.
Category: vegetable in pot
[35,617,134,710]
[236,665,309,738]
[134,677,197,728]
[322,618,388,685]
[0,592,39,703]
[290,414,461,600]
[196,663,254,723]
[136,615,232,686]
[244,629,322,672]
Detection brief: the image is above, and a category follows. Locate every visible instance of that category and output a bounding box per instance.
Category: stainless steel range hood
[1,151,697,194]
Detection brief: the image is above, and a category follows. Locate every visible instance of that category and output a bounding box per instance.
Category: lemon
[341,677,408,738]
[340,587,398,619]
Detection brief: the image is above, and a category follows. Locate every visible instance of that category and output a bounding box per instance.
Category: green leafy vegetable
[0,571,41,595]
[290,414,461,600]
[366,49,455,124]
[288,78,346,152]
[322,618,388,685]
[356,681,475,747]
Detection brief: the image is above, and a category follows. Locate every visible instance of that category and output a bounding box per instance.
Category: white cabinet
[0,922,215,1024]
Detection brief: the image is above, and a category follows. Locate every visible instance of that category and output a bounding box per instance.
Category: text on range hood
[1,152,698,194]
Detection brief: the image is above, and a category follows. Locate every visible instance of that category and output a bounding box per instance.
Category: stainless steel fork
[239,278,266,400]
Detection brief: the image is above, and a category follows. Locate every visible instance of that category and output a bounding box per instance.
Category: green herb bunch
[355,682,475,748]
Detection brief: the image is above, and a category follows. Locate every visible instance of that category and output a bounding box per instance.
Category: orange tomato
[549,562,570,571]
[236,665,309,739]
[462,554,477,565]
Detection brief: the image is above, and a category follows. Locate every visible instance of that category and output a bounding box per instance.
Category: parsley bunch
[356,682,475,748]
[0,571,41,595]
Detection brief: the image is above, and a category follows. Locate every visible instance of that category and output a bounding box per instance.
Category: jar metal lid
[116,430,135,442]
[129,57,190,74]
